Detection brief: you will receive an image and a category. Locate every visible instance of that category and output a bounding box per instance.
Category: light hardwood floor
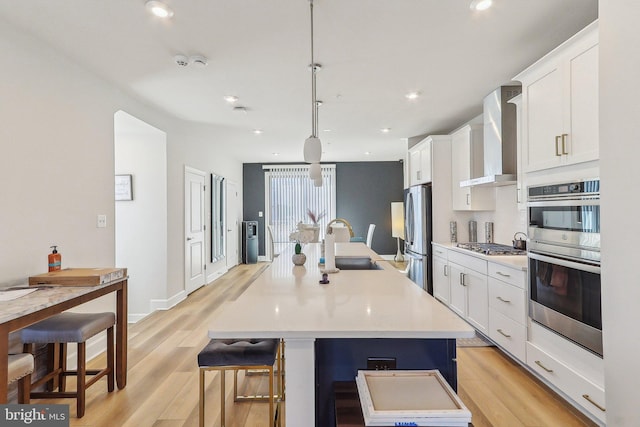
[37,262,595,427]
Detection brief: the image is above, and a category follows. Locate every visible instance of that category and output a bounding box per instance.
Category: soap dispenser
[48,245,61,272]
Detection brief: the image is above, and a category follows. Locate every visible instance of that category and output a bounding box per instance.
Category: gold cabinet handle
[535,360,554,373]
[561,134,569,155]
[582,394,606,412]
[496,271,511,278]
[555,135,562,156]
[497,328,511,338]
[497,296,511,303]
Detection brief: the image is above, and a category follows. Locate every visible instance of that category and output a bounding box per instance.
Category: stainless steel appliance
[527,179,602,356]
[456,242,526,256]
[241,221,258,264]
[461,85,521,187]
[404,184,432,293]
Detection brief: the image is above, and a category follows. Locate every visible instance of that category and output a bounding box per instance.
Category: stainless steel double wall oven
[527,179,602,356]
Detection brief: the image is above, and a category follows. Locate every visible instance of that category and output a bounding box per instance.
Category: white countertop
[433,242,528,271]
[209,243,474,340]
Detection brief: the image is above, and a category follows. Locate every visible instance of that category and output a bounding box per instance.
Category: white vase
[292,253,307,266]
[299,223,320,243]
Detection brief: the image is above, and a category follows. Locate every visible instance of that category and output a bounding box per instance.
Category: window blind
[264,165,336,252]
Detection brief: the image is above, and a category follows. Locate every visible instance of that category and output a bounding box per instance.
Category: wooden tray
[355,370,471,426]
[29,268,127,286]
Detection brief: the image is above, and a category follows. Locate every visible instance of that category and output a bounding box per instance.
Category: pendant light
[303,0,322,164]
[309,162,321,180]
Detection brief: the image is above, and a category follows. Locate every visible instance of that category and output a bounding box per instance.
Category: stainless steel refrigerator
[404,184,433,294]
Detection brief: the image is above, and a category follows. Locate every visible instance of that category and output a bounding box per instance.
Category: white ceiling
[0,0,598,163]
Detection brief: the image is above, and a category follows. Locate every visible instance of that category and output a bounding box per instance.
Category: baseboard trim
[150,290,187,312]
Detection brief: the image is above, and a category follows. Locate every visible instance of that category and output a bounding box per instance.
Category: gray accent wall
[243,161,404,257]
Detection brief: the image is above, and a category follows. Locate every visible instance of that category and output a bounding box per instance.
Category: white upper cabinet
[408,135,450,186]
[450,124,495,211]
[515,21,599,173]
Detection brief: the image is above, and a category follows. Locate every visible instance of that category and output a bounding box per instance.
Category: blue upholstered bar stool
[198,338,282,427]
[21,312,115,417]
[7,353,34,403]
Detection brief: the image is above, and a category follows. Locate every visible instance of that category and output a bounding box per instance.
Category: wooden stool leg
[220,370,226,427]
[59,343,67,392]
[77,342,86,418]
[47,343,60,392]
[18,373,31,404]
[107,326,115,392]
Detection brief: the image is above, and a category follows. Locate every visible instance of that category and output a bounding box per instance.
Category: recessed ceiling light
[405,92,420,100]
[364,151,372,156]
[253,129,263,135]
[272,152,279,156]
[381,128,391,133]
[470,0,493,11]
[224,95,238,103]
[145,1,174,18]
[323,129,332,132]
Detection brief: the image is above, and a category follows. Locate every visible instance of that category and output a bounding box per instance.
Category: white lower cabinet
[448,251,489,335]
[432,254,450,305]
[487,262,527,361]
[489,310,526,361]
[527,341,606,424]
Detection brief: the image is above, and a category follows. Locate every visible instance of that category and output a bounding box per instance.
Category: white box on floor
[355,370,471,426]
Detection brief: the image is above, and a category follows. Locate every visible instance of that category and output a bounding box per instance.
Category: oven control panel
[528,179,599,199]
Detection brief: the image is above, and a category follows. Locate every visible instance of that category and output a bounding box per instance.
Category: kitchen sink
[334,256,383,270]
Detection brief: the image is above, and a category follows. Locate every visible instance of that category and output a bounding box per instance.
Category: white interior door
[185,166,206,294]
[226,180,240,268]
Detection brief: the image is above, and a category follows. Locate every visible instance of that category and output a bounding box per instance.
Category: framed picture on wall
[115,174,133,201]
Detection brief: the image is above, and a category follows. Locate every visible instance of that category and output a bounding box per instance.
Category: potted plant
[289,227,314,265]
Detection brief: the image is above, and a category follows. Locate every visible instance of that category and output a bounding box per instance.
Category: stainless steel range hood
[461,85,521,187]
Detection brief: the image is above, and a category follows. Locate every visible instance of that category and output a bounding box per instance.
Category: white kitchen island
[208,242,474,426]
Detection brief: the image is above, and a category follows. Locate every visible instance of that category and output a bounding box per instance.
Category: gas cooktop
[456,242,526,256]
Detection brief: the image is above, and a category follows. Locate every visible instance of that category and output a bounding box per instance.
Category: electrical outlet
[97,214,107,228]
[367,357,396,370]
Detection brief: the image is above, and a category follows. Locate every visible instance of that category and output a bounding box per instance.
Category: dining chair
[267,225,279,261]
[366,224,376,248]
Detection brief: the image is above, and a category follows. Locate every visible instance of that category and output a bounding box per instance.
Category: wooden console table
[0,278,128,402]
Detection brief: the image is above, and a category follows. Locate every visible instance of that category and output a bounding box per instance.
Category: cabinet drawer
[448,251,487,275]
[488,262,526,289]
[526,342,606,424]
[432,246,448,259]
[488,278,526,324]
[489,309,526,362]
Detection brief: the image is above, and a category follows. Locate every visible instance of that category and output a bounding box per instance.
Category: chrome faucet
[326,218,354,237]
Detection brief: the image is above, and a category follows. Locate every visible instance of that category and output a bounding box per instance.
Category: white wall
[600,2,640,425]
[114,111,167,322]
[0,17,243,325]
[469,185,526,245]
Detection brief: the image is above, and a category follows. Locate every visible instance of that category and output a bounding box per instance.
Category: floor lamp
[391,202,405,262]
